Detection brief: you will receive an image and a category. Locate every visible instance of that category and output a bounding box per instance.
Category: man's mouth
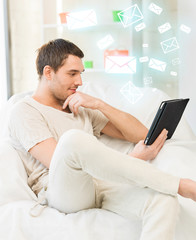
[69,88,77,93]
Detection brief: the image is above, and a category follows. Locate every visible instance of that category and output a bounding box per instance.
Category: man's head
[35,39,85,105]
[36,39,84,79]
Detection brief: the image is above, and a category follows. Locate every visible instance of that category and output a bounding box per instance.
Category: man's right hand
[129,129,168,161]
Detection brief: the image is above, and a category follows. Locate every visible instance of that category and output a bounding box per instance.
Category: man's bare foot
[178,178,196,201]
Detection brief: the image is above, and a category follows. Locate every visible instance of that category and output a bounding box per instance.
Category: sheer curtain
[0,0,9,107]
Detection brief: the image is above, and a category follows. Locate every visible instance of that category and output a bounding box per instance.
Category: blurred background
[0,0,196,134]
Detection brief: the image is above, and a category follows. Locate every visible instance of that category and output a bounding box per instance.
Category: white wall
[9,0,42,94]
[178,0,196,135]
[0,0,8,106]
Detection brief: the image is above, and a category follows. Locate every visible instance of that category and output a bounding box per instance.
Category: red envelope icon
[104,49,129,57]
[105,56,136,74]
[104,49,129,67]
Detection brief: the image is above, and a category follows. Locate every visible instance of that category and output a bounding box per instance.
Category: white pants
[46,129,180,240]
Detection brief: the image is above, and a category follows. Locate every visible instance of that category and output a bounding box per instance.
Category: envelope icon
[120,81,143,104]
[143,77,153,85]
[180,24,191,34]
[139,56,149,63]
[142,43,149,48]
[172,58,181,66]
[66,9,97,30]
[170,71,178,76]
[97,34,114,50]
[158,22,171,34]
[105,56,136,74]
[148,58,167,72]
[148,3,163,15]
[135,22,146,32]
[118,4,144,28]
[161,37,179,54]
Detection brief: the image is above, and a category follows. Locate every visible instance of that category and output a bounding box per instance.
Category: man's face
[49,54,84,103]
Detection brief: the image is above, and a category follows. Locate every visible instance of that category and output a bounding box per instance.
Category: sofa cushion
[0,140,37,205]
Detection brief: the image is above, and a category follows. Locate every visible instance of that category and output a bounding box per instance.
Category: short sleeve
[8,102,53,152]
[85,109,109,137]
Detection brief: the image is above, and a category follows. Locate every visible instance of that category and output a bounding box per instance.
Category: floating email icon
[161,37,179,54]
[105,56,136,74]
[148,58,167,72]
[97,34,114,50]
[170,71,178,76]
[142,43,149,48]
[172,58,181,65]
[144,77,153,85]
[120,81,143,104]
[158,22,171,34]
[148,3,163,15]
[180,24,191,34]
[66,9,97,30]
[139,56,149,63]
[118,4,144,28]
[135,22,146,32]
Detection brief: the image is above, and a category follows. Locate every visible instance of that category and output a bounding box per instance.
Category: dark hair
[36,39,84,79]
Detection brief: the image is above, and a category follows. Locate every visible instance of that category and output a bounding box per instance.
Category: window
[0,0,10,107]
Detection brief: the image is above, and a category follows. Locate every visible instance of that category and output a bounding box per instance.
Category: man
[9,39,196,240]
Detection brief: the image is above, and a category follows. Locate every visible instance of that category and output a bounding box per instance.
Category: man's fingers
[151,129,168,149]
[72,102,81,115]
[63,94,75,109]
[63,98,70,109]
[62,94,75,109]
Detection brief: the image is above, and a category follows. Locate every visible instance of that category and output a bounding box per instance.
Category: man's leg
[98,182,179,240]
[46,129,180,213]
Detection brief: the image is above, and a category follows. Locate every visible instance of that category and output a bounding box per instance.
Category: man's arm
[29,137,57,168]
[63,91,148,143]
[98,101,148,143]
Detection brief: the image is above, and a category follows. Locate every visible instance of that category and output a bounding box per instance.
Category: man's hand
[129,129,168,161]
[63,91,101,114]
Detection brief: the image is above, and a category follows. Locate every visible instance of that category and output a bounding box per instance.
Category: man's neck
[32,82,70,113]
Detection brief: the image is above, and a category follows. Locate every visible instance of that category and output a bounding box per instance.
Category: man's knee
[58,129,95,151]
[60,129,85,145]
[143,190,180,218]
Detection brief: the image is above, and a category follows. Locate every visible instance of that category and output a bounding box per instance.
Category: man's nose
[75,74,82,86]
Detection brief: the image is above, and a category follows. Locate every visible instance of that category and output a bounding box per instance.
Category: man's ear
[43,65,53,80]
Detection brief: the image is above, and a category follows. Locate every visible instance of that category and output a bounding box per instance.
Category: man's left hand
[129,129,168,161]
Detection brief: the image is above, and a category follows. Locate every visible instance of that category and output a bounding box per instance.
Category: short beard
[52,92,66,107]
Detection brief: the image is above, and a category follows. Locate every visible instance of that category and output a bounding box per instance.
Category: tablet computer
[144,98,189,145]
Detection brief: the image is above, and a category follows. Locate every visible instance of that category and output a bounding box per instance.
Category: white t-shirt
[8,96,109,195]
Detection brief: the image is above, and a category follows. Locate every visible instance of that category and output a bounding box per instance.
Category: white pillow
[0,141,37,205]
[0,91,33,140]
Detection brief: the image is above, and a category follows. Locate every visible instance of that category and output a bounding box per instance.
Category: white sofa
[0,81,196,240]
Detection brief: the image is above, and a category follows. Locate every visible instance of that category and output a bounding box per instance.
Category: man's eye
[69,73,76,76]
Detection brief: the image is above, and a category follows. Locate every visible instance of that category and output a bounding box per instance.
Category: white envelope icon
[120,81,143,104]
[105,56,136,74]
[67,9,97,30]
[180,24,191,34]
[170,71,178,76]
[135,22,146,32]
[118,4,144,28]
[142,43,149,48]
[139,56,149,63]
[143,77,153,85]
[158,22,171,34]
[148,3,163,15]
[148,58,167,72]
[161,37,179,54]
[97,34,114,50]
[172,58,181,66]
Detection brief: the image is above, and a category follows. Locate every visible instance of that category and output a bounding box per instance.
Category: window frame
[0,0,11,107]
